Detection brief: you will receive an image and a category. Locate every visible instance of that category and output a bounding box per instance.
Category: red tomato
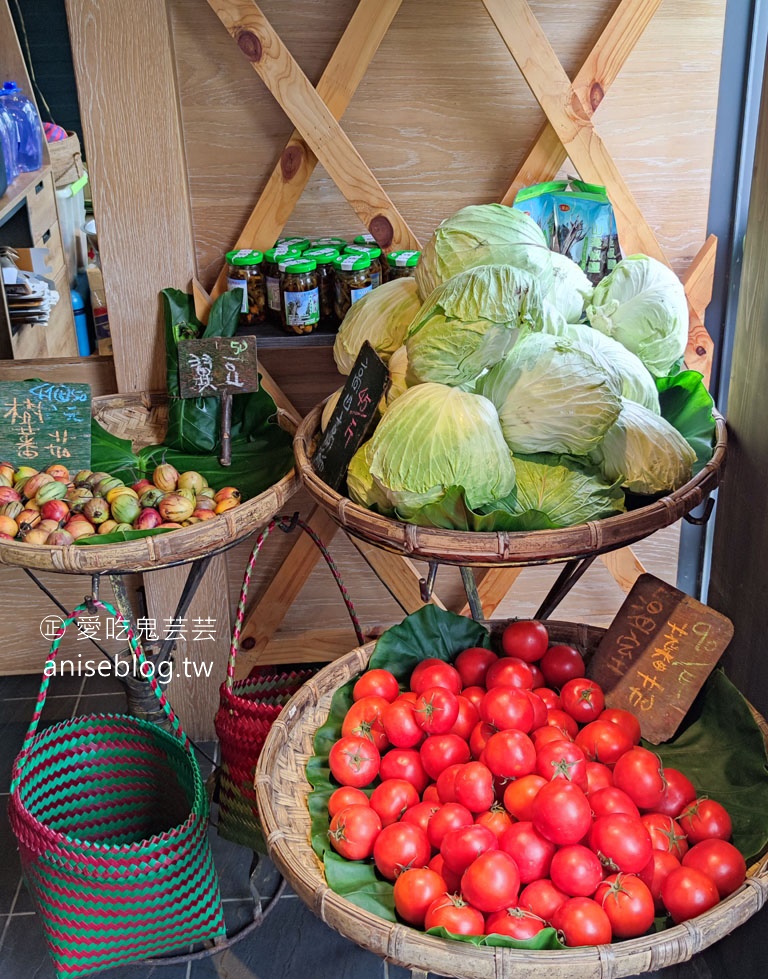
[449,695,480,741]
[535,739,588,790]
[551,896,612,946]
[588,786,640,819]
[638,850,681,913]
[641,812,689,859]
[589,813,653,873]
[501,619,549,662]
[598,707,642,745]
[480,687,534,732]
[461,685,486,712]
[328,785,369,818]
[420,733,471,780]
[485,907,546,940]
[341,696,390,752]
[369,778,420,827]
[656,767,698,818]
[661,865,720,923]
[483,728,537,779]
[593,873,655,939]
[414,686,460,735]
[519,878,569,921]
[380,748,429,794]
[532,725,572,751]
[426,802,474,850]
[545,708,579,740]
[422,784,440,804]
[440,823,498,875]
[428,852,462,894]
[475,806,515,840]
[453,761,496,813]
[328,735,380,788]
[534,686,561,711]
[410,659,462,695]
[682,839,747,898]
[382,698,423,749]
[678,797,733,843]
[328,804,382,860]
[585,762,614,795]
[486,656,534,690]
[373,822,432,881]
[612,747,665,811]
[499,820,556,884]
[469,721,497,760]
[550,844,604,897]
[424,893,485,935]
[454,646,498,688]
[402,800,440,835]
[575,719,633,766]
[393,867,447,927]
[560,678,605,725]
[435,763,464,803]
[503,773,546,822]
[528,663,545,688]
[461,849,521,913]
[353,668,400,703]
[539,644,586,689]
[524,690,548,730]
[531,780,593,846]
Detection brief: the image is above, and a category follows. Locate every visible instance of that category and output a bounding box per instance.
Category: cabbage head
[346,440,392,514]
[477,332,622,455]
[589,398,696,494]
[364,382,516,518]
[546,251,594,323]
[385,345,409,408]
[405,264,543,388]
[333,277,421,374]
[585,254,689,377]
[415,203,554,299]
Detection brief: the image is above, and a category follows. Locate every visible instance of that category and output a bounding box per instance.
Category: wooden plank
[599,547,647,595]
[682,234,718,321]
[501,0,663,204]
[0,355,117,396]
[206,0,420,252]
[207,0,403,301]
[255,627,370,664]
[349,536,446,614]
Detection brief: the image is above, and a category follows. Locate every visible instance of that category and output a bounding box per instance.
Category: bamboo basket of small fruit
[255,609,768,978]
[0,391,299,574]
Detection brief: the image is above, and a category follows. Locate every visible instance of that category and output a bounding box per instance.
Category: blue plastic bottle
[0,100,18,187]
[0,80,43,173]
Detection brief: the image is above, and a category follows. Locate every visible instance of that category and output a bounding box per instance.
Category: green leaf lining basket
[8,600,226,978]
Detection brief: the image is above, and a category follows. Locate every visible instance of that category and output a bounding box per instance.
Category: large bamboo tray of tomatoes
[255,610,768,979]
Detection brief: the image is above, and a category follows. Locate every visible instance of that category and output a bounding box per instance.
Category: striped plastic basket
[8,600,226,978]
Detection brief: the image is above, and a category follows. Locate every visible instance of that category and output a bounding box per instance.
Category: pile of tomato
[323,620,747,946]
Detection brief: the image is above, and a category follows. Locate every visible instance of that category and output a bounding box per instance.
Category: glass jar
[353,233,377,247]
[225,249,266,326]
[310,236,348,251]
[333,252,372,322]
[344,244,383,288]
[303,246,340,329]
[279,256,320,334]
[386,249,421,279]
[275,235,310,254]
[264,245,300,325]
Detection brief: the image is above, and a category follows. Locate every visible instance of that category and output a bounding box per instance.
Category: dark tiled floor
[2,671,768,979]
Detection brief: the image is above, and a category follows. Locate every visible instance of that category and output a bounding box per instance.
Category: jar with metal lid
[279,256,320,334]
[303,246,340,329]
[225,248,266,326]
[264,245,300,325]
[386,249,421,279]
[309,236,348,251]
[275,235,310,253]
[333,252,373,322]
[344,244,383,289]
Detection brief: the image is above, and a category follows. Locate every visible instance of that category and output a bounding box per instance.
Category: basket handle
[226,514,364,690]
[11,599,187,790]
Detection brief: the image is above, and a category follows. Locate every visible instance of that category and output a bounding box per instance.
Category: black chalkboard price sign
[312,341,390,491]
[0,380,92,473]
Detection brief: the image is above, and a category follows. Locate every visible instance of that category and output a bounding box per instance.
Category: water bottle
[0,100,18,187]
[0,80,43,173]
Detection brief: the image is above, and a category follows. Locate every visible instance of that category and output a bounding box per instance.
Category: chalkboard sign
[587,573,734,744]
[312,341,390,490]
[0,380,91,473]
[178,336,259,398]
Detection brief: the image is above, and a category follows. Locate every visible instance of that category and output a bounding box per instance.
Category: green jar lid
[279,256,317,273]
[303,246,340,265]
[264,245,300,264]
[387,249,421,268]
[310,236,348,249]
[333,252,372,272]
[353,233,377,246]
[345,243,382,260]
[275,236,310,252]
[225,248,263,266]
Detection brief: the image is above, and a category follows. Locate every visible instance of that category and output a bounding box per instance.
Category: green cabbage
[364,383,516,517]
[545,251,594,323]
[385,345,409,408]
[405,264,543,387]
[346,440,392,513]
[415,203,554,299]
[333,277,422,374]
[477,332,622,455]
[586,254,689,377]
[590,398,696,494]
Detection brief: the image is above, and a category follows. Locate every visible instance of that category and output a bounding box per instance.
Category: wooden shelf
[237,321,337,349]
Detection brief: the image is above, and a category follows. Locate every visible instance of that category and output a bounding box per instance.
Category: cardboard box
[86,264,111,355]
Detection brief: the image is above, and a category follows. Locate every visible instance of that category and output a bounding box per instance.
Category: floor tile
[77,691,130,716]
[0,811,22,914]
[0,696,78,789]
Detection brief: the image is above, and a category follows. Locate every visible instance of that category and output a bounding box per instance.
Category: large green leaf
[656,370,717,474]
[90,418,141,482]
[425,925,564,950]
[76,527,174,546]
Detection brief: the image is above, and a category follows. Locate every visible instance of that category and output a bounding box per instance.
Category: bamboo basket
[294,403,727,567]
[255,621,768,979]
[0,391,300,575]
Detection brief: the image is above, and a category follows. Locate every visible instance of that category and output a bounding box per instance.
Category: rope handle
[226,513,364,689]
[11,599,187,793]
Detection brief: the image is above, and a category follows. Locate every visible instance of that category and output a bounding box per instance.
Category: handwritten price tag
[0,380,91,472]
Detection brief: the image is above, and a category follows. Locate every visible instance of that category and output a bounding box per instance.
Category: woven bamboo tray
[0,391,300,575]
[294,403,727,567]
[255,621,768,979]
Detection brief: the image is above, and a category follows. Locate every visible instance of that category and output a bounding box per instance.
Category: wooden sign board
[178,336,259,399]
[0,380,91,473]
[587,574,734,744]
[312,341,389,491]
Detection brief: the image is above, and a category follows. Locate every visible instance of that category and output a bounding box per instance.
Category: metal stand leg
[460,566,483,620]
[534,554,598,620]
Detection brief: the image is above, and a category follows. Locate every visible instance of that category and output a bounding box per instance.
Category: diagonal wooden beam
[207,0,420,252]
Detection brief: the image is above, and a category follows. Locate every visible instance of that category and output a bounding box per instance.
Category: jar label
[266,275,281,310]
[226,277,249,313]
[350,284,373,304]
[370,272,381,288]
[285,287,320,326]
